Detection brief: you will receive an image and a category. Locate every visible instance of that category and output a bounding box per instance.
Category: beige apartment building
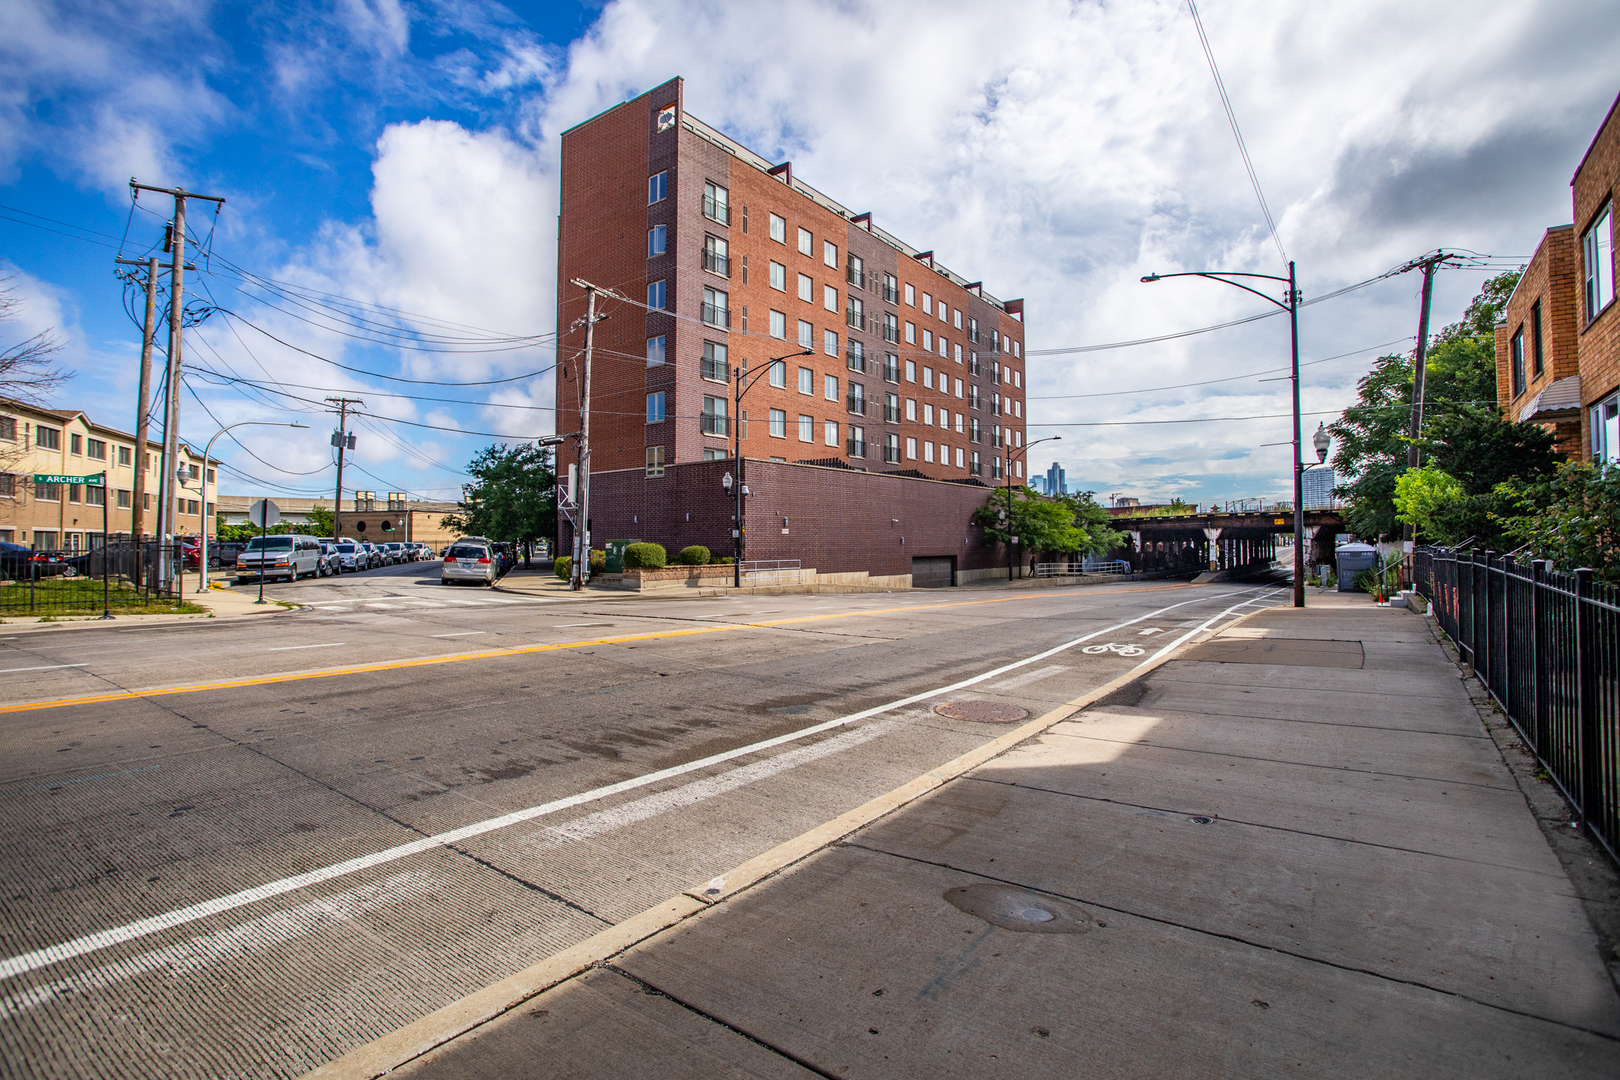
[0,397,218,549]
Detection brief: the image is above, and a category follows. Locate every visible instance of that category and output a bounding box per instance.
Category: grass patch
[0,576,206,616]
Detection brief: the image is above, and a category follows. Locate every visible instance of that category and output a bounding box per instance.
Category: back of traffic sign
[248,499,281,528]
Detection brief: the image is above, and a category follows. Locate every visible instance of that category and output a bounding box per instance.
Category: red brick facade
[1574,93,1620,459]
[1496,226,1581,455]
[554,79,1032,578]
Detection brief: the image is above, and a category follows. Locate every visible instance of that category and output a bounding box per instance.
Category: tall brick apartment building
[1498,91,1619,463]
[554,79,1032,585]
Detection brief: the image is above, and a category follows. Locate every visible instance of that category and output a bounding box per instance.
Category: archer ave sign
[34,473,105,486]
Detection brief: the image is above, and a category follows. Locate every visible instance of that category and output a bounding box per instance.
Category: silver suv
[441,541,495,586]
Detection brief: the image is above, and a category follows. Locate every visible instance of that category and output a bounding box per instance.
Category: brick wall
[1497,226,1582,454]
[1574,92,1620,456]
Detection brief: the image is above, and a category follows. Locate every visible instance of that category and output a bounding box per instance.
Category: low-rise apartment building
[0,398,217,549]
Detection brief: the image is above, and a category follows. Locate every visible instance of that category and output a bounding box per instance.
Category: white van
[237,535,322,582]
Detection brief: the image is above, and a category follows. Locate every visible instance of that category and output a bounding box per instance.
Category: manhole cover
[934,701,1030,724]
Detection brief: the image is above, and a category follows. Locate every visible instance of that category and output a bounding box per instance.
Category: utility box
[1335,542,1378,592]
[604,540,630,574]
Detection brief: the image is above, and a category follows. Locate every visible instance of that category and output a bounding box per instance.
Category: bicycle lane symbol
[1081,643,1146,657]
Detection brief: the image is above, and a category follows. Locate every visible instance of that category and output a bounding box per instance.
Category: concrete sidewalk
[331,592,1620,1079]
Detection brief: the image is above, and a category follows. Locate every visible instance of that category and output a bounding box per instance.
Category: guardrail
[1036,559,1130,578]
[1414,546,1619,866]
[741,559,803,586]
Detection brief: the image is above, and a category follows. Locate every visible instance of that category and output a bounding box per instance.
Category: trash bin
[1335,542,1378,592]
[604,540,630,574]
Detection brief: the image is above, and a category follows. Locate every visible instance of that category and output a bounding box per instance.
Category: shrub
[713,556,734,564]
[623,542,667,569]
[554,556,571,580]
[590,548,606,573]
[676,545,711,566]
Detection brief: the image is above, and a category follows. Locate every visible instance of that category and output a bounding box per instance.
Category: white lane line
[267,643,347,652]
[0,586,1266,982]
[986,664,1068,691]
[0,663,90,674]
[1135,594,1280,667]
[552,623,610,628]
[430,631,487,638]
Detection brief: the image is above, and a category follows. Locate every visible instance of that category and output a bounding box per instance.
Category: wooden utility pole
[326,397,363,539]
[130,180,224,586]
[568,280,599,590]
[1395,250,1462,551]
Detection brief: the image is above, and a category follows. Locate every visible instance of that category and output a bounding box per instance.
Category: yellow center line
[0,584,1195,715]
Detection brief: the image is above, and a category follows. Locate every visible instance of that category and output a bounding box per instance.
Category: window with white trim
[824,419,839,446]
[904,283,915,306]
[1593,392,1619,463]
[824,374,838,401]
[769,408,787,438]
[648,171,667,203]
[798,319,814,347]
[646,391,665,423]
[647,335,666,367]
[906,436,917,460]
[770,310,787,339]
[798,227,812,256]
[769,360,786,388]
[798,366,814,395]
[824,285,838,312]
[824,240,838,268]
[923,441,934,463]
[798,273,813,302]
[770,213,786,243]
[1584,204,1614,320]
[922,292,932,315]
[799,414,814,442]
[769,261,786,291]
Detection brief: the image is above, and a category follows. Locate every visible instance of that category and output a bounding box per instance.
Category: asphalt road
[0,578,1285,1078]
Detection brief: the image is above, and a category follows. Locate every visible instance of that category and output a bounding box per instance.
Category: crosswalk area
[301,590,559,613]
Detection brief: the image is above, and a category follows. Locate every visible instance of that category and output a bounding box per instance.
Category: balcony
[883,283,899,304]
[702,249,730,276]
[968,460,982,476]
[846,265,866,288]
[846,309,867,332]
[701,356,727,382]
[884,403,900,424]
[846,351,867,374]
[700,412,729,436]
[847,393,866,417]
[883,444,900,464]
[968,355,981,376]
[701,304,731,328]
[882,319,899,344]
[847,437,866,458]
[883,358,900,383]
[703,197,730,225]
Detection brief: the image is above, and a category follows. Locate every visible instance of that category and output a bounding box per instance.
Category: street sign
[248,499,281,528]
[34,473,104,486]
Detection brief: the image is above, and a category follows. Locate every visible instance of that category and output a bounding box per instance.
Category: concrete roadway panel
[0,582,1280,1076]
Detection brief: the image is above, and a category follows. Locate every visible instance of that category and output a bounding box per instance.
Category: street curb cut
[302,603,1269,1080]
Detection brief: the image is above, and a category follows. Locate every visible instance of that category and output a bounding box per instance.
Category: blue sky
[2,0,1617,506]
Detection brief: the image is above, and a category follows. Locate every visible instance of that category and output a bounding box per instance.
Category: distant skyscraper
[1302,468,1338,509]
[1045,462,1066,496]
[1029,476,1047,495]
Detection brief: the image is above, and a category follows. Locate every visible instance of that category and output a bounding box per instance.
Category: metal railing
[701,303,731,328]
[1036,559,1131,578]
[742,559,803,586]
[1,540,180,614]
[700,412,729,436]
[702,249,730,276]
[1414,546,1620,865]
[847,393,866,416]
[703,197,730,224]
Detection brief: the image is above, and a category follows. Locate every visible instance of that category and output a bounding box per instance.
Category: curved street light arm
[197,420,309,592]
[1142,271,1291,311]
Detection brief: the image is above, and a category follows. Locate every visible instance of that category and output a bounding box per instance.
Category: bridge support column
[1203,528,1223,573]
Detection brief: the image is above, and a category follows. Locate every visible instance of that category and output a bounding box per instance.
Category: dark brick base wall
[559,458,1008,578]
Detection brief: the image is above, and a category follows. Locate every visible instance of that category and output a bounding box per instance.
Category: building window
[884,432,900,464]
[798,366,813,395]
[87,484,105,506]
[703,181,730,224]
[648,279,667,310]
[883,272,898,304]
[955,378,964,399]
[704,234,729,275]
[923,366,933,390]
[1585,205,1615,320]
[37,482,60,501]
[825,329,839,356]
[824,284,838,312]
[646,446,665,477]
[702,287,728,327]
[924,441,934,463]
[955,412,965,434]
[905,359,916,382]
[117,445,131,466]
[884,353,899,383]
[0,417,13,442]
[925,403,935,425]
[824,240,837,268]
[885,392,900,423]
[1531,299,1544,377]
[846,253,864,288]
[824,420,839,447]
[848,382,866,416]
[649,224,667,257]
[846,338,863,371]
[769,213,786,243]
[87,438,106,460]
[954,343,963,363]
[824,374,838,402]
[703,448,727,462]
[117,488,131,508]
[0,474,13,497]
[71,432,84,454]
[954,309,962,329]
[922,292,932,315]
[799,414,814,442]
[1510,327,1525,398]
[798,273,813,302]
[846,295,864,331]
[883,312,899,343]
[768,260,787,292]
[904,283,915,306]
[798,227,813,256]
[649,171,668,204]
[969,384,981,410]
[905,321,916,345]
[770,309,787,339]
[969,317,979,344]
[647,391,666,423]
[905,398,917,422]
[769,408,787,438]
[769,360,787,388]
[923,329,933,352]
[798,319,814,348]
[702,396,728,436]
[905,436,917,460]
[848,425,866,458]
[1592,393,1620,464]
[647,335,667,367]
[956,447,965,469]
[702,340,728,382]
[69,484,82,503]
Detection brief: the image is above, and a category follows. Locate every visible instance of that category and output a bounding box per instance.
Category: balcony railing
[701,357,727,382]
[884,403,900,423]
[846,350,866,374]
[883,359,900,383]
[882,318,899,343]
[968,355,981,376]
[968,461,982,476]
[846,266,866,288]
[846,308,866,332]
[847,394,866,416]
[883,283,899,304]
[700,412,729,436]
[702,304,731,328]
[847,438,866,458]
[702,250,730,276]
[703,197,730,225]
[883,444,900,464]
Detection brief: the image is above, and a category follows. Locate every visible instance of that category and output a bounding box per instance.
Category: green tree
[1496,463,1620,585]
[973,489,1123,557]
[441,443,557,553]
[307,505,335,538]
[1329,272,1520,539]
[1055,490,1127,555]
[1393,465,1464,543]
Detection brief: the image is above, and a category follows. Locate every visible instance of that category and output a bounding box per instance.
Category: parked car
[317,542,343,577]
[237,535,321,582]
[210,541,247,569]
[441,541,496,586]
[333,541,368,572]
[384,542,407,564]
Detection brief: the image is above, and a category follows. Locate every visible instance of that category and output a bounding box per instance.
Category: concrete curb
[302,605,1266,1080]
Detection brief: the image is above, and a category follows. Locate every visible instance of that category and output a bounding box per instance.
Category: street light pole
[1004,436,1061,582]
[729,347,812,589]
[1141,264,1306,606]
[196,421,308,590]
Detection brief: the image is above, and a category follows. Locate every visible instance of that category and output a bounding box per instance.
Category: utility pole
[327,397,362,539]
[568,279,601,590]
[132,256,158,544]
[131,180,224,588]
[1394,250,1462,553]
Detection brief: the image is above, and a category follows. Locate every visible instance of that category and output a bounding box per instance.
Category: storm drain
[934,701,1030,724]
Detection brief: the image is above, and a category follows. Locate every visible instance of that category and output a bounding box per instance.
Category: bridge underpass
[1108,510,1348,578]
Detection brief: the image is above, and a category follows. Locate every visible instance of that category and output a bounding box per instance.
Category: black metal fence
[1,541,181,615]
[1414,546,1620,864]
